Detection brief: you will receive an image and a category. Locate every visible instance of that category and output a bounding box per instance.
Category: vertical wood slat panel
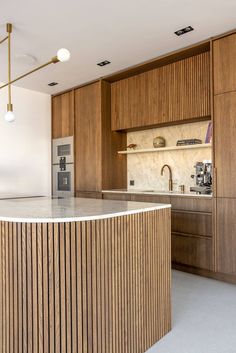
[0,222,2,353]
[32,224,38,353]
[37,224,44,353]
[111,51,210,130]
[0,208,171,353]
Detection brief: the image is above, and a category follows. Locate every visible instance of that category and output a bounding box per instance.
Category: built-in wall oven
[52,136,74,197]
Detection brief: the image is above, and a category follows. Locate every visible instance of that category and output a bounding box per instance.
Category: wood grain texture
[101,192,214,272]
[52,90,74,139]
[213,33,236,95]
[172,234,213,270]
[172,211,212,237]
[111,52,211,131]
[0,209,171,353]
[216,198,236,275]
[75,81,127,192]
[214,92,236,198]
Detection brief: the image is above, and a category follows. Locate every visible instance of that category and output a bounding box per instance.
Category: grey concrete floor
[147,270,236,353]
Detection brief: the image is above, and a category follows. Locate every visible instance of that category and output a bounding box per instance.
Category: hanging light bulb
[4,104,15,122]
[57,48,71,62]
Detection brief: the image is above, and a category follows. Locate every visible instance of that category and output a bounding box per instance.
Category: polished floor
[148,270,236,353]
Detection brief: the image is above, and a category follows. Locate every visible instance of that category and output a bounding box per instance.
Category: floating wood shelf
[118,143,212,155]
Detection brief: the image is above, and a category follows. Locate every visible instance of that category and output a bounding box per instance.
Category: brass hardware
[0,59,59,90]
[7,103,13,111]
[7,23,12,110]
[0,36,8,45]
[161,164,173,192]
[0,23,69,94]
[6,23,12,33]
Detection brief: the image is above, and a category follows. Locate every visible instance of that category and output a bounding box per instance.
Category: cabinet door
[216,198,236,275]
[75,82,102,191]
[214,92,236,197]
[111,52,210,131]
[52,91,74,138]
[111,72,149,130]
[172,234,213,270]
[214,33,236,95]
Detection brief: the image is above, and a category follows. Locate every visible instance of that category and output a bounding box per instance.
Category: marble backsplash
[127,121,212,193]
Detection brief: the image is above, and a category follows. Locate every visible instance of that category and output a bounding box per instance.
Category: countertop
[0,193,43,200]
[102,189,213,198]
[0,197,171,223]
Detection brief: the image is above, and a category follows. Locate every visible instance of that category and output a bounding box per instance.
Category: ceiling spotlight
[97,60,111,67]
[48,82,58,86]
[175,26,194,36]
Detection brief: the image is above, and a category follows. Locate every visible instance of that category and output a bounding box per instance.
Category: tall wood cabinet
[111,51,210,130]
[213,33,236,276]
[74,81,127,192]
[214,33,236,95]
[52,90,74,138]
[214,92,236,198]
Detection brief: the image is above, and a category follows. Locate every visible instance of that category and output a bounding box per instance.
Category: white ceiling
[1,0,236,95]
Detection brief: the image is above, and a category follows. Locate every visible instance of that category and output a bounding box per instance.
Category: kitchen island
[0,197,171,353]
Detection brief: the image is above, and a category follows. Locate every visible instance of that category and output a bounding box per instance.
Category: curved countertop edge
[0,197,171,223]
[102,189,213,198]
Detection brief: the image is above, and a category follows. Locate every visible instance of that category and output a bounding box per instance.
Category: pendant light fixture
[0,23,71,122]
[5,23,14,122]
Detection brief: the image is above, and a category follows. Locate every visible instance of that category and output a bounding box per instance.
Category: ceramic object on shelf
[153,136,166,148]
[127,143,137,150]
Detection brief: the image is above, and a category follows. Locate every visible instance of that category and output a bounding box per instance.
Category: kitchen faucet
[161,164,173,191]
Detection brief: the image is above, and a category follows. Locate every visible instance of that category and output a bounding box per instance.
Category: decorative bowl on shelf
[153,136,166,148]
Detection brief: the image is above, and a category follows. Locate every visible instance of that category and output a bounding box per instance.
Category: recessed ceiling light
[97,60,111,67]
[174,26,194,36]
[48,82,58,86]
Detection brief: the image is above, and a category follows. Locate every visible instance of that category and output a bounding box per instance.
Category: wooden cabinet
[171,196,213,271]
[214,92,236,198]
[216,198,236,275]
[52,90,74,138]
[102,192,213,271]
[213,33,236,95]
[103,192,131,201]
[111,52,210,130]
[75,81,127,192]
[75,191,103,199]
[172,234,212,270]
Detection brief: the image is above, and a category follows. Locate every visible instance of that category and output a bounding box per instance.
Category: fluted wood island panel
[0,208,171,353]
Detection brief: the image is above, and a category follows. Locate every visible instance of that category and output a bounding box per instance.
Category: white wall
[0,84,51,197]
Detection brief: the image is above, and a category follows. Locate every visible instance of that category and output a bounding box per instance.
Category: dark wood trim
[112,116,211,133]
[172,264,236,285]
[172,231,212,240]
[171,209,212,216]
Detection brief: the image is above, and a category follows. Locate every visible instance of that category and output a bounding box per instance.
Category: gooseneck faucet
[161,164,173,191]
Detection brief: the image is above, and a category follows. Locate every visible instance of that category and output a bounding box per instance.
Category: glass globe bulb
[57,48,70,62]
[4,110,15,122]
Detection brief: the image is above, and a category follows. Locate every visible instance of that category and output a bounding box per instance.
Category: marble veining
[127,121,212,193]
[0,197,170,223]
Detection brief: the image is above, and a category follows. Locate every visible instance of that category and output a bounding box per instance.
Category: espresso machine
[190,161,212,195]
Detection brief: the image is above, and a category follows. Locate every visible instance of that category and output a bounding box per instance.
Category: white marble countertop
[0,197,171,223]
[102,189,213,198]
[0,193,43,200]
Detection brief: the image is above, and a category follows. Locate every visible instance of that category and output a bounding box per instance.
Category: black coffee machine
[190,162,212,195]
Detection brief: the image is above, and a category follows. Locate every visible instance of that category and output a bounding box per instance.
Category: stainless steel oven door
[52,163,74,197]
[52,136,74,165]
